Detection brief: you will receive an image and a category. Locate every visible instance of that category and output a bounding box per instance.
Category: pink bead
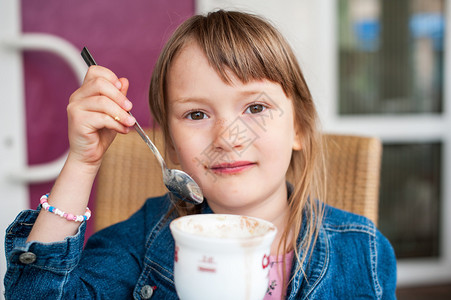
[66,213,75,221]
[63,213,68,218]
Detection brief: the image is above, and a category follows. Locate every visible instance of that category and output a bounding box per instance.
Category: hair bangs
[191,11,292,91]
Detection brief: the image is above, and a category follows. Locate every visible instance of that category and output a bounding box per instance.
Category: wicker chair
[94,129,382,231]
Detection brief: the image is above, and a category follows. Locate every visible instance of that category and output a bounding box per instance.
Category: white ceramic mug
[169,214,277,300]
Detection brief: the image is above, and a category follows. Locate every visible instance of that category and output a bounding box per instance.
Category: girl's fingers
[69,109,131,139]
[118,77,130,97]
[68,95,136,128]
[85,111,131,134]
[74,77,132,112]
[83,65,121,87]
[78,66,132,112]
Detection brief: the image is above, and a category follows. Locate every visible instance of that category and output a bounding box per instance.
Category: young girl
[5,10,396,299]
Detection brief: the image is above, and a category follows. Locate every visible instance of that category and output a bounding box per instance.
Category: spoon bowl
[81,47,203,205]
[164,169,204,204]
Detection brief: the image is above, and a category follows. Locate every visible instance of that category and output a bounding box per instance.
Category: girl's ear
[292,136,302,151]
[292,126,303,151]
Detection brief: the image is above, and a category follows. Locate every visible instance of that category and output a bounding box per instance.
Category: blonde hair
[149,10,325,293]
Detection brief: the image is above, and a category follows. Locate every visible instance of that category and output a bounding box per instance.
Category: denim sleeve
[4,209,86,299]
[375,229,397,300]
[4,206,147,299]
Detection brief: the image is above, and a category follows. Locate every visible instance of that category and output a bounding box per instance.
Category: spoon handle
[129,113,167,169]
[81,47,167,169]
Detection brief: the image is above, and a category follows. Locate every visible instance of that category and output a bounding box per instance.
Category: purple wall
[22,0,194,236]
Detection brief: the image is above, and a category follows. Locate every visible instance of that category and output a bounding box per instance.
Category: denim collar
[285,182,329,299]
[287,216,329,299]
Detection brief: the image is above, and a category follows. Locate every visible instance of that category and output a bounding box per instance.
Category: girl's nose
[212,117,248,153]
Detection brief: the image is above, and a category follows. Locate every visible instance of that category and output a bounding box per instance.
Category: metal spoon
[81,47,203,204]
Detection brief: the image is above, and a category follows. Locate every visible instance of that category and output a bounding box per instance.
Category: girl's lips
[209,161,256,174]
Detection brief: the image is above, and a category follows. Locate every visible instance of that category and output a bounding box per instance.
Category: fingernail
[127,115,136,126]
[115,81,122,89]
[124,99,133,111]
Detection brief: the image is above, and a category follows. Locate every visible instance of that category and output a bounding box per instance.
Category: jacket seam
[134,260,153,299]
[3,266,15,298]
[323,225,375,236]
[57,271,69,300]
[148,261,174,284]
[144,212,168,250]
[302,228,330,299]
[370,232,383,299]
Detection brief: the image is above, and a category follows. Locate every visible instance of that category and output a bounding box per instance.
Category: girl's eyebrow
[170,87,268,105]
[171,97,209,104]
[238,90,262,98]
[173,90,264,104]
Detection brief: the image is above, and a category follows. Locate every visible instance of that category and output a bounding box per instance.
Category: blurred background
[1,0,450,298]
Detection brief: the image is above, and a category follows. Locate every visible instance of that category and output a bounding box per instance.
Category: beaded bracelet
[40,193,91,222]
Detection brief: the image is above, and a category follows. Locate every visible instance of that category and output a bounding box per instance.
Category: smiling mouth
[209,161,256,174]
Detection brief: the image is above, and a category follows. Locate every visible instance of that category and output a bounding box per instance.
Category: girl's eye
[186,111,207,120]
[245,104,266,114]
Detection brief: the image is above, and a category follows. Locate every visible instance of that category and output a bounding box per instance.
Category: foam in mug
[170,214,277,300]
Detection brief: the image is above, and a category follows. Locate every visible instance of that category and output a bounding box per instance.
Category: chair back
[95,129,382,231]
[318,134,381,225]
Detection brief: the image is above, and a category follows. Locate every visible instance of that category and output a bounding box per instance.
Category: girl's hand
[26,66,136,244]
[66,65,136,169]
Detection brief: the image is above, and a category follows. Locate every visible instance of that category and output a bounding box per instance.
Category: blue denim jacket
[5,194,397,299]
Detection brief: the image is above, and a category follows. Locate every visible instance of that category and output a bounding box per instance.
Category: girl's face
[166,41,302,218]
